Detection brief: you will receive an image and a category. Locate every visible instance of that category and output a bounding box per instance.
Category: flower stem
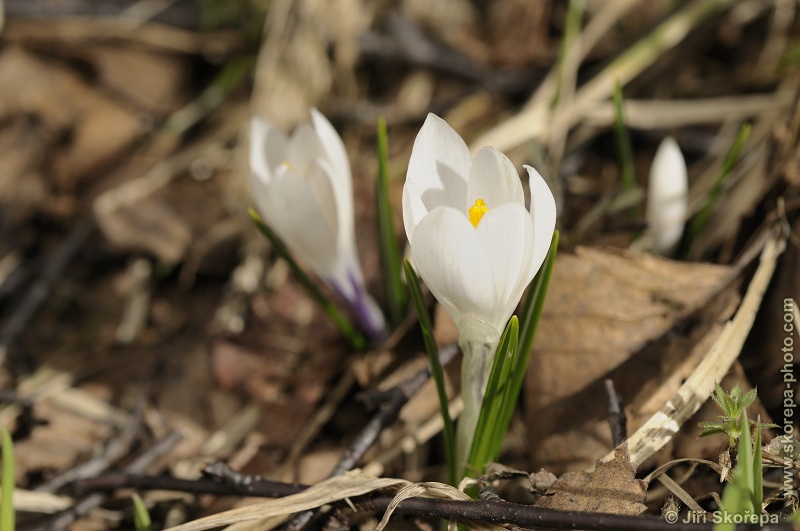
[456,337,497,474]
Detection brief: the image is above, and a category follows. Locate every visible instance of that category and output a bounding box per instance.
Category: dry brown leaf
[0,46,145,191]
[13,399,114,483]
[535,445,647,515]
[526,246,736,471]
[599,232,784,467]
[79,44,189,115]
[97,197,193,262]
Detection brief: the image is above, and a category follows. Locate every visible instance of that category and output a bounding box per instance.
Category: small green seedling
[714,410,765,531]
[0,430,13,531]
[698,384,776,448]
[132,494,152,531]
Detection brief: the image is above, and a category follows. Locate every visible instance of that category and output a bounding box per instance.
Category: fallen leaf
[0,46,145,191]
[97,197,193,262]
[534,445,647,515]
[525,246,737,471]
[80,44,189,115]
[13,399,114,484]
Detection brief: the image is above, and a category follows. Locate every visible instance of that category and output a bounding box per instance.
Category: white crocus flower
[402,113,556,465]
[647,137,688,255]
[249,109,385,341]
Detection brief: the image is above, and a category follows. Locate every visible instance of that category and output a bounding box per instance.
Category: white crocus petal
[310,108,353,203]
[413,204,535,341]
[262,163,339,274]
[466,147,525,209]
[249,117,288,185]
[474,204,536,332]
[310,109,356,264]
[411,207,497,333]
[647,137,687,255]
[287,123,325,170]
[402,114,472,241]
[526,165,558,280]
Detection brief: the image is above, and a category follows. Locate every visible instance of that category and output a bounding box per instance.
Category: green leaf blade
[612,81,636,196]
[249,209,366,350]
[132,494,152,531]
[403,259,456,486]
[1,430,14,531]
[375,116,407,327]
[466,316,519,478]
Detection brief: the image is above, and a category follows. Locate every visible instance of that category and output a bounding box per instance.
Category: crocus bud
[647,137,687,255]
[249,109,386,341]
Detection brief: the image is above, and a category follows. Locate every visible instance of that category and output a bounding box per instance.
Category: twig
[25,431,182,531]
[362,494,790,531]
[72,471,794,531]
[33,400,144,493]
[0,218,93,369]
[74,471,304,499]
[604,379,627,447]
[279,345,458,531]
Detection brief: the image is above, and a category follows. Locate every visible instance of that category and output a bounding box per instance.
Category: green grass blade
[466,316,519,477]
[249,208,366,350]
[1,430,14,531]
[612,82,636,196]
[404,259,456,486]
[753,416,763,513]
[684,122,751,255]
[376,117,407,327]
[132,494,152,531]
[737,408,755,513]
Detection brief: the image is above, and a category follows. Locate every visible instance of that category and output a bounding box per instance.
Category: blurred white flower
[402,113,556,463]
[647,137,687,255]
[249,109,385,340]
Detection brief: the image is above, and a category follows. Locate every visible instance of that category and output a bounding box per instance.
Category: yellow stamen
[468,198,488,228]
[280,160,293,170]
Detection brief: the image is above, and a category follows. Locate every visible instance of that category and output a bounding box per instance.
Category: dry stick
[583,94,794,130]
[604,379,627,447]
[0,218,93,369]
[26,431,183,531]
[74,472,304,498]
[278,345,459,531]
[33,400,144,493]
[602,229,785,467]
[363,494,788,531]
[72,472,794,531]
